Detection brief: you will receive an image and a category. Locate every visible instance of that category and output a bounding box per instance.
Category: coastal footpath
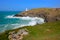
[15,8,60,22]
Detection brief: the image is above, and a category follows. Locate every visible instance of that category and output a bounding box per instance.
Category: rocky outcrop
[8,28,29,40]
[15,8,60,22]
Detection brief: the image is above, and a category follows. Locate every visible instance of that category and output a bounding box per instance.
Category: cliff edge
[15,8,60,22]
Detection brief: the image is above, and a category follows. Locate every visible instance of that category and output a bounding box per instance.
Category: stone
[8,29,29,40]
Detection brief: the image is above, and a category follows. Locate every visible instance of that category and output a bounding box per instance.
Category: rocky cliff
[15,8,60,22]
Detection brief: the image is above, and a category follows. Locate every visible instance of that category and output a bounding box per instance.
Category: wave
[1,15,45,32]
[11,17,44,29]
[5,15,14,18]
[5,15,31,19]
[5,15,44,20]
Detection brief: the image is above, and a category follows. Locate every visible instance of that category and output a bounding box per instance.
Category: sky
[0,0,60,11]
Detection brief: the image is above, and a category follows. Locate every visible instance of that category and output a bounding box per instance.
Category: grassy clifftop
[0,21,60,40]
[23,8,60,14]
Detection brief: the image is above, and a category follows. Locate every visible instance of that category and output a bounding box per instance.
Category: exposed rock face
[15,8,60,22]
[8,29,29,40]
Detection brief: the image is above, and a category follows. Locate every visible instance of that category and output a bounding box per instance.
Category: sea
[0,11,44,32]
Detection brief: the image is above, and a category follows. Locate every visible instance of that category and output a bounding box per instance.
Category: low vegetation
[0,21,60,40]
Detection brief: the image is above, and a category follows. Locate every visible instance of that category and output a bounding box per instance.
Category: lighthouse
[26,8,28,11]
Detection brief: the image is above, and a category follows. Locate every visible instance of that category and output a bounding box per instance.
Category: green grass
[0,21,60,40]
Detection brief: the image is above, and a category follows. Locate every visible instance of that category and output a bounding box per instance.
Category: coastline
[15,8,60,22]
[0,8,60,40]
[0,21,60,40]
[6,15,45,29]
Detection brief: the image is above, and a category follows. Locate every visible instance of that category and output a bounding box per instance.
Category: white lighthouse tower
[25,8,28,11]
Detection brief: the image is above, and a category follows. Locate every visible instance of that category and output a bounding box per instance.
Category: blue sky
[0,0,60,11]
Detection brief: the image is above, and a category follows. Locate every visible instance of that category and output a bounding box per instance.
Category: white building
[25,8,28,11]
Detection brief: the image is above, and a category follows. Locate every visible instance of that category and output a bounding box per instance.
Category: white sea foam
[5,15,45,29]
[5,15,14,18]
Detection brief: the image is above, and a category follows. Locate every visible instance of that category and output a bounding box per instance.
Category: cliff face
[15,8,60,22]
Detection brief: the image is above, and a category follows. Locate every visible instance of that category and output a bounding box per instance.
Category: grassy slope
[0,21,60,40]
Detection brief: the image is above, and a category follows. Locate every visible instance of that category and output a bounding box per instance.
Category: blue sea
[0,11,44,32]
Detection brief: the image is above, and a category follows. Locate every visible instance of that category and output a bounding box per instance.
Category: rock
[8,29,29,40]
[14,14,23,17]
[14,8,60,22]
[17,29,29,35]
[56,15,60,20]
